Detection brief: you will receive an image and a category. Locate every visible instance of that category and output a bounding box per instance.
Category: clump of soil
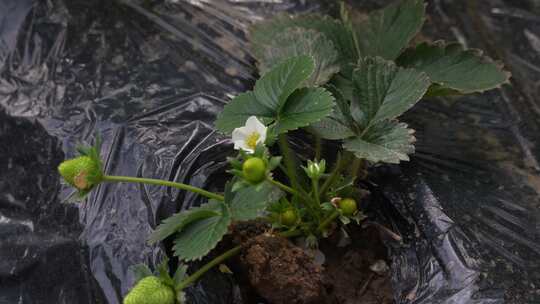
[233,225,393,304]
[229,220,271,244]
[240,233,326,304]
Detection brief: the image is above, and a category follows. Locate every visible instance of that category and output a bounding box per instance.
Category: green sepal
[173,265,189,289]
[130,264,153,283]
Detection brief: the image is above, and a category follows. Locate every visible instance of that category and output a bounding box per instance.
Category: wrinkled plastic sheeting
[0,0,539,304]
[0,0,319,303]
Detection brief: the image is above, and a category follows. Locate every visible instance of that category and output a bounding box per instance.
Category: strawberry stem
[102,175,224,201]
[177,245,241,290]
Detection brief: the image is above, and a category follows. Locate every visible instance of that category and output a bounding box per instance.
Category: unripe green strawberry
[280,209,298,226]
[123,276,175,304]
[242,157,266,184]
[339,198,358,216]
[58,156,102,191]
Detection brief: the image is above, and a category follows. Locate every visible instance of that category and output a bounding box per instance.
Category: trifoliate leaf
[352,57,430,128]
[397,41,511,95]
[228,181,283,221]
[355,0,425,60]
[343,121,415,164]
[215,56,315,134]
[173,202,231,261]
[249,14,357,71]
[274,87,335,134]
[148,201,221,244]
[257,28,340,85]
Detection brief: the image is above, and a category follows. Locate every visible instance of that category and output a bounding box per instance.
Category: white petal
[245,116,262,132]
[232,127,248,141]
[232,127,247,151]
[246,116,267,144]
[256,131,266,146]
[254,119,267,136]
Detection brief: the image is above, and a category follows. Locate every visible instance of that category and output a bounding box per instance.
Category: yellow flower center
[246,132,260,150]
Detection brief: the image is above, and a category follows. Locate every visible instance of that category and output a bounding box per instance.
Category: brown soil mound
[240,233,326,304]
[233,225,393,304]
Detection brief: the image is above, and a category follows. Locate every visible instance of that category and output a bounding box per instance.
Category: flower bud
[58,156,102,191]
[303,159,326,180]
[123,276,175,304]
[242,157,266,184]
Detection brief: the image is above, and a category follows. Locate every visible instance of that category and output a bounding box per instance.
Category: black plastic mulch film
[0,0,539,303]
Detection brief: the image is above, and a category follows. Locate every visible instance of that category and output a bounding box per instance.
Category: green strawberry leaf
[173,202,231,261]
[355,0,425,60]
[308,85,358,140]
[274,87,335,134]
[214,91,275,134]
[249,14,357,72]
[148,201,221,244]
[228,181,283,221]
[216,56,334,135]
[351,57,430,128]
[308,111,355,140]
[397,41,511,94]
[343,121,415,163]
[254,55,315,112]
[256,28,340,85]
[215,56,314,134]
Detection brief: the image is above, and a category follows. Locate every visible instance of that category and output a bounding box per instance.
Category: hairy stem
[278,134,300,190]
[319,153,345,196]
[102,175,224,201]
[268,177,321,222]
[349,158,362,180]
[267,178,301,197]
[267,178,316,211]
[318,210,340,232]
[311,179,321,206]
[314,135,322,161]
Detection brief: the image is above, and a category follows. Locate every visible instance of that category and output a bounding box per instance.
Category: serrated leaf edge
[173,202,231,262]
[402,40,512,93]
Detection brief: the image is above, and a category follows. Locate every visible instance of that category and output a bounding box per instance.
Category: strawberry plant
[57,0,509,302]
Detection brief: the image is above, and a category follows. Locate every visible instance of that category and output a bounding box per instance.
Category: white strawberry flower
[232,116,267,153]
